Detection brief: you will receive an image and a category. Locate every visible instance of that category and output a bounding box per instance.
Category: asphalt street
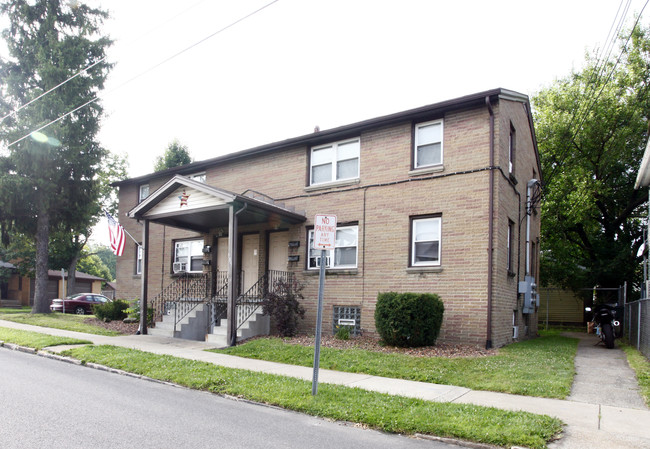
[0,349,455,449]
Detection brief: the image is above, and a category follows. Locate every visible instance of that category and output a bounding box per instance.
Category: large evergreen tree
[533,25,650,298]
[0,0,112,312]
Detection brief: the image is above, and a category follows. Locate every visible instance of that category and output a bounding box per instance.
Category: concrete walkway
[1,320,649,448]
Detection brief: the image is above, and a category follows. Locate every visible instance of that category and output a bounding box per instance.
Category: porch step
[148,303,210,341]
[206,312,270,347]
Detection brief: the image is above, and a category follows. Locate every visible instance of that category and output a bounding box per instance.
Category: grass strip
[213,334,578,399]
[0,327,91,350]
[63,345,562,449]
[0,312,121,336]
[620,342,650,406]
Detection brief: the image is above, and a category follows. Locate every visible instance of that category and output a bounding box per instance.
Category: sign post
[61,269,66,314]
[312,214,336,395]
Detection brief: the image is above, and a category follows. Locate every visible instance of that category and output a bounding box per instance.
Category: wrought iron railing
[235,270,294,330]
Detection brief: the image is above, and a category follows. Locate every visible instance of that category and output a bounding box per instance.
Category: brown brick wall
[115,96,541,347]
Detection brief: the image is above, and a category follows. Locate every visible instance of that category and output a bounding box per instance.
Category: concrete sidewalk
[1,320,649,448]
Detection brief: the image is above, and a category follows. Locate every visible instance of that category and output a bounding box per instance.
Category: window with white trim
[173,239,204,273]
[136,245,143,275]
[414,120,443,168]
[411,216,441,266]
[310,139,360,185]
[507,220,515,273]
[509,124,516,175]
[308,225,358,269]
[139,184,150,202]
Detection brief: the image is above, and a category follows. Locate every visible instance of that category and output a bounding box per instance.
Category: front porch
[128,175,306,346]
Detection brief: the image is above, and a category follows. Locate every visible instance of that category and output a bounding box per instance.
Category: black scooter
[586,304,619,349]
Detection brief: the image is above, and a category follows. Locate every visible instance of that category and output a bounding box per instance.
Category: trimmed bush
[124,299,154,325]
[374,292,444,347]
[93,299,129,322]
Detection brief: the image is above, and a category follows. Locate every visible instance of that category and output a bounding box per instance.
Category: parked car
[50,293,112,315]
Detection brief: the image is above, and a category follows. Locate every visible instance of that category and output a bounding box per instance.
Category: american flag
[105,210,125,256]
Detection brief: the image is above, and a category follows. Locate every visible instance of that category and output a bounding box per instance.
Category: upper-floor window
[509,124,516,175]
[411,216,441,266]
[310,139,360,185]
[308,225,358,269]
[414,120,443,169]
[173,239,204,273]
[139,184,150,202]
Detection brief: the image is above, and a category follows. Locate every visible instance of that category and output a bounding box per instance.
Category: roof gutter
[485,96,495,350]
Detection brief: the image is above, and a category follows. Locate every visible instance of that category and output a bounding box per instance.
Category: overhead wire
[544,0,649,188]
[0,0,210,126]
[6,0,280,148]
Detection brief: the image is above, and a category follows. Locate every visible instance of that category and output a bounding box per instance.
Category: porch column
[139,219,150,335]
[227,205,239,346]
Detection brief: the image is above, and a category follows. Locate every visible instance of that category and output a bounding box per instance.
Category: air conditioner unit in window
[172,262,186,273]
[314,256,331,268]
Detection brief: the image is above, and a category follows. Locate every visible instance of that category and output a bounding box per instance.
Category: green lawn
[620,342,650,406]
[0,327,91,350]
[63,344,562,449]
[0,311,121,336]
[213,333,578,399]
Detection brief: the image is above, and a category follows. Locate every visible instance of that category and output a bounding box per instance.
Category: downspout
[485,96,495,350]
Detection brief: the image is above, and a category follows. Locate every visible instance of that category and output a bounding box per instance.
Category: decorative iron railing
[152,270,294,338]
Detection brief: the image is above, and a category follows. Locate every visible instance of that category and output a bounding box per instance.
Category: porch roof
[128,175,306,233]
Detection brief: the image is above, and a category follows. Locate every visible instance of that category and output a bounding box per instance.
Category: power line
[6,0,280,148]
[0,0,210,126]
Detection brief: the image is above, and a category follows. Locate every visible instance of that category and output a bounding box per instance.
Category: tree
[533,24,650,298]
[154,139,192,172]
[0,0,112,312]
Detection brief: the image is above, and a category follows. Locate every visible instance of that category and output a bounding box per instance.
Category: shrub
[93,299,129,322]
[262,278,305,337]
[374,292,444,347]
[335,325,352,340]
[124,299,154,325]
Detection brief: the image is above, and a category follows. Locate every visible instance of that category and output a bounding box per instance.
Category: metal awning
[128,175,306,232]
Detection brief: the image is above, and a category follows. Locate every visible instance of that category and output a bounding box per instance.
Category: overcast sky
[91,0,646,179]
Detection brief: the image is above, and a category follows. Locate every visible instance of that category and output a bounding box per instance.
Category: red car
[50,293,112,315]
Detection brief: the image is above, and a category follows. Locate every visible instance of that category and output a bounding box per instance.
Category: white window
[310,139,360,185]
[174,239,204,273]
[507,220,514,272]
[190,172,206,183]
[411,217,441,266]
[509,124,516,174]
[136,245,143,275]
[139,184,150,202]
[308,226,358,269]
[414,120,443,168]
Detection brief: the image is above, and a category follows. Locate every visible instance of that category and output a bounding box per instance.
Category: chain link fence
[624,299,650,359]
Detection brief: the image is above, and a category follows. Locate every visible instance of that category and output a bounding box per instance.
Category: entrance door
[268,231,289,272]
[241,234,259,293]
[216,237,229,272]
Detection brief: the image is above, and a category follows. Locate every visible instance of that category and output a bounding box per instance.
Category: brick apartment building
[113,88,541,348]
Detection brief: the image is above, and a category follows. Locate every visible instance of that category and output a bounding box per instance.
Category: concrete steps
[207,312,270,347]
[148,303,210,341]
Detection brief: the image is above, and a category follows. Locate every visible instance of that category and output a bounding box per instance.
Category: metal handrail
[235,270,294,330]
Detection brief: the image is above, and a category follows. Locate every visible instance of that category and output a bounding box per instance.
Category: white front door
[268,231,289,272]
[241,234,259,293]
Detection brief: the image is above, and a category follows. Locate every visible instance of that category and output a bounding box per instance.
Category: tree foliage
[154,139,192,172]
[0,0,112,311]
[533,25,650,296]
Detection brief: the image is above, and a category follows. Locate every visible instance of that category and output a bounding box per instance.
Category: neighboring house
[113,88,542,348]
[0,262,106,307]
[538,287,586,327]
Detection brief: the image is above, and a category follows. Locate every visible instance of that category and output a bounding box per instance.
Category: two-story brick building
[113,88,541,348]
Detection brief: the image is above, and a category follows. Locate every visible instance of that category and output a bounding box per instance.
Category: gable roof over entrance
[128,175,306,233]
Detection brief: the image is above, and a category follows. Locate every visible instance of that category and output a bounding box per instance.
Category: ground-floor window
[308,225,358,269]
[173,239,204,273]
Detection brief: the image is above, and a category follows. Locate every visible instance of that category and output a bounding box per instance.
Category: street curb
[1,342,533,449]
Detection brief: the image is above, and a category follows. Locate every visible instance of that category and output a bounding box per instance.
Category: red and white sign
[314,214,337,250]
